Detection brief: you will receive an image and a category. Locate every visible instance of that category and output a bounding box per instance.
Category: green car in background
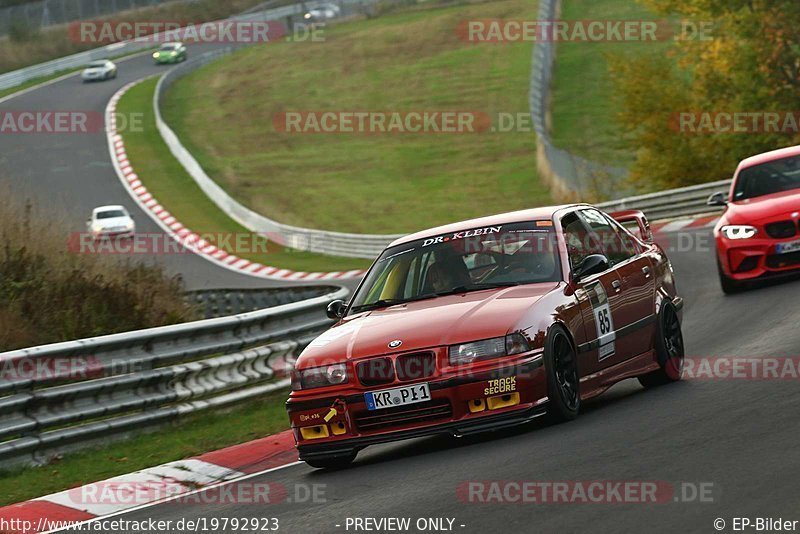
[153,42,188,64]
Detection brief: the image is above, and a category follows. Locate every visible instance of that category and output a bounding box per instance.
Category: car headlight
[170,51,177,56]
[721,225,758,240]
[153,52,159,58]
[448,333,530,365]
[91,223,103,233]
[304,13,312,18]
[292,363,348,391]
[125,221,134,231]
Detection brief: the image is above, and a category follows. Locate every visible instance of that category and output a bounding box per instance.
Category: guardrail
[597,179,731,220]
[0,285,347,469]
[188,285,338,318]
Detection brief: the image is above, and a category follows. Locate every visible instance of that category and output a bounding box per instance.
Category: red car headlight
[291,363,348,391]
[721,225,758,240]
[448,334,530,365]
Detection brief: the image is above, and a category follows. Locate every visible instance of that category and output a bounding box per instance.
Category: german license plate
[365,383,431,411]
[776,239,800,254]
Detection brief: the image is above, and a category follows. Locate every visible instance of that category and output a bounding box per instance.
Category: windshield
[733,155,800,201]
[88,61,106,68]
[160,44,178,51]
[96,210,126,219]
[349,221,561,314]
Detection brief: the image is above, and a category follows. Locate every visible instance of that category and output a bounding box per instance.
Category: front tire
[638,303,684,388]
[544,324,580,422]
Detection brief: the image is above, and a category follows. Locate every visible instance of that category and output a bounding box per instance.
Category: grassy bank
[0,389,291,507]
[162,0,548,235]
[549,0,665,167]
[116,78,370,272]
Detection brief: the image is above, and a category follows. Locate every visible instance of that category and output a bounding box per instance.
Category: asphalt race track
[5,37,800,534]
[57,226,800,533]
[0,43,324,291]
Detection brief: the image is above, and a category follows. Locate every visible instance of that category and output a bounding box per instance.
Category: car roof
[94,205,126,212]
[737,144,800,172]
[388,204,584,247]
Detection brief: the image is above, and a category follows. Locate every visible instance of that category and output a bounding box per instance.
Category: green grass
[162,0,548,235]
[0,389,291,507]
[549,0,667,166]
[117,78,370,272]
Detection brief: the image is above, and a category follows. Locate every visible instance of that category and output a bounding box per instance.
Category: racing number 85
[597,309,611,335]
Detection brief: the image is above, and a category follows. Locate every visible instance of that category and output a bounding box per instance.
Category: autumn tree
[610,0,800,190]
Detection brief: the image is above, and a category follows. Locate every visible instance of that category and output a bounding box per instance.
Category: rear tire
[638,303,684,388]
[544,324,580,422]
[304,451,357,470]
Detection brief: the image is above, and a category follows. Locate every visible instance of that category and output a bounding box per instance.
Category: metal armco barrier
[0,286,347,469]
[187,285,338,318]
[597,179,731,220]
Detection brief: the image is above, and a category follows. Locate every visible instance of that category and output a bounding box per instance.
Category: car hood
[298,282,559,367]
[726,189,800,224]
[94,216,131,229]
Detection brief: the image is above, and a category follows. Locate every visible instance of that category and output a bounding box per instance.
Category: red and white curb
[106,80,365,282]
[650,214,719,234]
[0,431,299,533]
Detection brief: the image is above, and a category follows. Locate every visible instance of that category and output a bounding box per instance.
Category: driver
[426,256,471,293]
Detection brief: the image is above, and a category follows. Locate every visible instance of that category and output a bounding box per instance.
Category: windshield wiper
[349,299,408,313]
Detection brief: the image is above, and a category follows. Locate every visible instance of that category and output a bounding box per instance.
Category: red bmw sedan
[286,204,685,468]
[709,145,800,293]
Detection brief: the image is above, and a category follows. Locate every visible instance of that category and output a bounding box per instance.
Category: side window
[579,209,632,266]
[561,213,594,269]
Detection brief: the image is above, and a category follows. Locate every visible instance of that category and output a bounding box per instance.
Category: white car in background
[87,206,135,239]
[303,3,341,22]
[81,59,118,82]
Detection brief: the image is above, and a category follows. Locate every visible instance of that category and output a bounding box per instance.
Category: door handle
[611,280,622,292]
[642,266,651,278]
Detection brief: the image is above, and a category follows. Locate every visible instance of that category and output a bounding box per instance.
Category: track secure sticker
[588,283,616,361]
[484,376,516,396]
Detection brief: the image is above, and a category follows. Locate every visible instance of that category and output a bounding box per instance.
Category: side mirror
[572,254,609,283]
[707,191,727,207]
[326,299,347,320]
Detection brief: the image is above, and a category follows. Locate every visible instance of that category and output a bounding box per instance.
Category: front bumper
[717,235,800,280]
[287,355,548,461]
[93,230,134,240]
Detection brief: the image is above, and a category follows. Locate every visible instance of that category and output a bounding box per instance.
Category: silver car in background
[81,59,118,82]
[303,3,341,22]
